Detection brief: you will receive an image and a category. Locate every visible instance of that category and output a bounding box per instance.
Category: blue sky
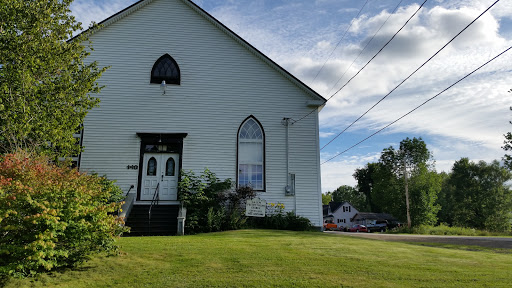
[71,0,512,192]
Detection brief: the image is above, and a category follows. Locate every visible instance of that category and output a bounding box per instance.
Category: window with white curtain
[238,117,264,190]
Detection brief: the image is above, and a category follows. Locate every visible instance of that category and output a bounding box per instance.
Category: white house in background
[323,202,359,230]
[74,0,326,233]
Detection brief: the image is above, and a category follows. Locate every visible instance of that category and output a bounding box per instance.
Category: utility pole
[403,158,411,228]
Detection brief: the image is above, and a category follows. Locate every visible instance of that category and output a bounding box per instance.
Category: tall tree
[353,162,379,211]
[441,158,511,231]
[322,192,332,205]
[503,105,512,170]
[330,185,368,211]
[0,0,106,156]
[379,137,432,228]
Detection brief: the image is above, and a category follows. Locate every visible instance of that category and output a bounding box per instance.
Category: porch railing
[148,183,160,235]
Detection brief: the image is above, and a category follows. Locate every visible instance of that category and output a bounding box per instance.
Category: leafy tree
[440,158,511,231]
[353,162,379,211]
[371,161,403,216]
[379,137,432,227]
[322,192,332,205]
[407,163,442,226]
[330,185,368,211]
[0,0,106,156]
[433,172,452,224]
[503,105,512,170]
[357,138,441,227]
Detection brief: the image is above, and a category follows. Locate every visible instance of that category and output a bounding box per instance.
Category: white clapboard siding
[80,0,323,226]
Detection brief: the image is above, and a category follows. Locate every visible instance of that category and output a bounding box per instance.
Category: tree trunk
[403,160,411,228]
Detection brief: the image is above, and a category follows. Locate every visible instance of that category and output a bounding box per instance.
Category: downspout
[282,117,296,215]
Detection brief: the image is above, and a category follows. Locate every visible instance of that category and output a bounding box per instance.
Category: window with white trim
[238,117,264,190]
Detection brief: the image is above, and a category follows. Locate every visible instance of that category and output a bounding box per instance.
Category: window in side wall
[237,116,264,191]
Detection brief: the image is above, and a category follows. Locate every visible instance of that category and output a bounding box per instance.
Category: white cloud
[321,152,381,192]
[71,0,132,30]
[319,131,335,138]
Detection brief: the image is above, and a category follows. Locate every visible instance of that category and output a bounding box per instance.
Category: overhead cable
[324,0,404,98]
[294,0,428,124]
[321,45,512,165]
[310,0,370,84]
[320,0,500,151]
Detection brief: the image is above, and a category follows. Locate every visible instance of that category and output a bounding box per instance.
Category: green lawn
[4,230,512,287]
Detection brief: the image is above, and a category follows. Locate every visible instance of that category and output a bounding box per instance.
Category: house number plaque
[126,165,138,170]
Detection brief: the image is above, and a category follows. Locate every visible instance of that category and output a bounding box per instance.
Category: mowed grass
[5,230,512,288]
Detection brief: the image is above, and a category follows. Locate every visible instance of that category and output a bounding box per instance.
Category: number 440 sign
[245,198,266,217]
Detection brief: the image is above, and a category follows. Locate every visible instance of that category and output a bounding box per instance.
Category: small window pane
[239,119,263,140]
[166,158,175,176]
[238,164,249,187]
[239,142,263,162]
[147,157,157,176]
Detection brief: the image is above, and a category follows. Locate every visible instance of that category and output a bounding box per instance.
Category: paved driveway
[326,231,512,249]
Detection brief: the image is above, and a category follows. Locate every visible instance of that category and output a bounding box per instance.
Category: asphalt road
[326,231,512,249]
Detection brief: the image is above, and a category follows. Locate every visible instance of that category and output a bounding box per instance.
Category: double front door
[140,153,179,201]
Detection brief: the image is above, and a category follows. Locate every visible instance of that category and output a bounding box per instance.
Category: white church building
[75,0,326,233]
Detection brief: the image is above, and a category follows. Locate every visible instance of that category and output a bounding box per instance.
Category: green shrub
[247,203,314,231]
[387,224,512,236]
[0,152,127,277]
[96,174,124,204]
[178,169,256,234]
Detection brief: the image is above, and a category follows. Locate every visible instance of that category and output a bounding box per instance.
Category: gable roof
[328,201,358,214]
[72,0,327,104]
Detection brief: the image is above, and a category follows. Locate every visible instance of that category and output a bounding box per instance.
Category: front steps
[124,204,179,236]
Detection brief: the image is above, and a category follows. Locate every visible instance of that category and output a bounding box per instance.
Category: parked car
[348,224,368,233]
[366,220,388,233]
[323,220,338,231]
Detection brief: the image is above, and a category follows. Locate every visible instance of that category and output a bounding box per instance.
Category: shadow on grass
[403,242,512,254]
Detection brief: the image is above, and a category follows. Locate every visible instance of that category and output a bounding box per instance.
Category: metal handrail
[148,183,160,235]
[125,185,135,197]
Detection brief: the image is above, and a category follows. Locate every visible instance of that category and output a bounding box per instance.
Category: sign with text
[245,198,266,217]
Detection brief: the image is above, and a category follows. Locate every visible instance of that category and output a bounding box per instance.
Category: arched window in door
[147,157,157,176]
[237,116,264,191]
[165,157,175,176]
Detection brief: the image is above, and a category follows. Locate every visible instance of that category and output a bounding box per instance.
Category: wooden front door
[141,153,179,201]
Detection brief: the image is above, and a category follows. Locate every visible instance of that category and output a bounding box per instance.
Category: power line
[320,0,500,151]
[293,0,427,124]
[321,45,512,165]
[324,0,404,98]
[310,0,370,84]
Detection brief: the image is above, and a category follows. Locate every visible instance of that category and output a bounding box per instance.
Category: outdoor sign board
[245,198,266,217]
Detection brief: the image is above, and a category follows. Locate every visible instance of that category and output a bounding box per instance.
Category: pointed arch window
[165,157,175,176]
[147,157,157,176]
[237,117,265,191]
[150,54,180,85]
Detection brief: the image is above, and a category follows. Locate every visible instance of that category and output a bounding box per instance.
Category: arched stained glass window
[237,117,264,191]
[150,54,180,84]
[147,157,157,176]
[166,158,175,176]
